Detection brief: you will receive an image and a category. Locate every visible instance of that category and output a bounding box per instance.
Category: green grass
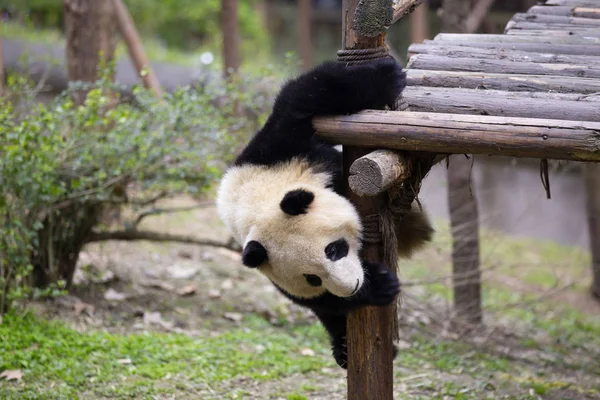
[0,313,329,399]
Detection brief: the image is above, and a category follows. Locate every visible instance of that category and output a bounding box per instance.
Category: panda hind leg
[395,203,434,258]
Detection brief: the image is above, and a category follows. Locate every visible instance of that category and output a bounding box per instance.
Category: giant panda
[216,57,433,368]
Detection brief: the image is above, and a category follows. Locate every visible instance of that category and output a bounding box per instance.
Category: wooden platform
[316,0,600,162]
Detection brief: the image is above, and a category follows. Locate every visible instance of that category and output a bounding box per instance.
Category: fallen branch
[84,229,241,252]
[133,202,214,228]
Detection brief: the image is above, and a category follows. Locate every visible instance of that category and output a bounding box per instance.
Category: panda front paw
[370,57,407,109]
[364,262,400,306]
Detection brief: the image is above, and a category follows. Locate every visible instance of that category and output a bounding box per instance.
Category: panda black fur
[216,58,433,368]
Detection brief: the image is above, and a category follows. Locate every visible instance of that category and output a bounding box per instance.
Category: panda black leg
[313,311,348,369]
[345,261,400,308]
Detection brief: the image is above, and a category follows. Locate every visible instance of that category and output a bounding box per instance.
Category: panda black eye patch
[304,274,322,287]
[325,239,349,261]
[280,189,315,216]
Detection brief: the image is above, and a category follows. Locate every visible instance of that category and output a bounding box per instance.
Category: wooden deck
[404,0,600,125]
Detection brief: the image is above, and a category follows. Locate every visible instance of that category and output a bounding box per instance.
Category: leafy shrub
[0,66,282,314]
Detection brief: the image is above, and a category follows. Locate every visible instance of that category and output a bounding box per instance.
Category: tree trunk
[410,3,429,44]
[298,0,313,70]
[0,36,4,96]
[64,0,117,105]
[33,0,118,289]
[442,0,483,326]
[584,164,600,301]
[221,0,240,77]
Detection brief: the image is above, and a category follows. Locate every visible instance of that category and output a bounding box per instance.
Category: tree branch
[465,0,496,33]
[132,203,214,228]
[84,229,241,252]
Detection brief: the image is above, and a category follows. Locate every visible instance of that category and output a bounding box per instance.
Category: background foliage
[0,66,282,314]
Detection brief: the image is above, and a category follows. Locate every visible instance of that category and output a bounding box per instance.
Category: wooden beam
[111,0,163,97]
[506,21,600,33]
[393,0,425,23]
[349,150,410,197]
[528,5,600,18]
[407,54,600,78]
[314,110,600,162]
[543,0,600,6]
[507,29,600,38]
[403,86,600,122]
[407,43,600,65]
[512,12,600,25]
[298,0,313,70]
[419,39,600,56]
[406,69,600,93]
[434,32,600,44]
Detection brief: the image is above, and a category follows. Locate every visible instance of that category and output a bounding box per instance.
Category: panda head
[241,186,364,299]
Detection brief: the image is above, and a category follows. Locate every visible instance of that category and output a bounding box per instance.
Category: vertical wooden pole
[584,164,600,300]
[341,1,394,399]
[111,0,163,97]
[298,0,313,70]
[221,0,240,77]
[410,3,429,44]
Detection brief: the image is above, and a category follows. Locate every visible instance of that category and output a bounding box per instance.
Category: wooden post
[298,0,313,70]
[341,1,394,399]
[111,0,163,97]
[221,0,240,77]
[585,164,600,300]
[410,3,429,44]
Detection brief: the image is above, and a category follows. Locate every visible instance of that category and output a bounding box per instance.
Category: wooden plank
[313,111,600,162]
[512,12,600,25]
[434,33,600,44]
[406,69,600,93]
[506,21,600,33]
[419,39,600,55]
[407,54,600,78]
[407,43,600,65]
[527,5,600,18]
[506,29,600,38]
[403,86,600,122]
[544,0,600,6]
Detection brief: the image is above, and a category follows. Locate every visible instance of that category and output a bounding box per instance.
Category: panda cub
[216,58,433,368]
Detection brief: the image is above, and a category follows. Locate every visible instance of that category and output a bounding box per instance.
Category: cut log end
[348,150,410,196]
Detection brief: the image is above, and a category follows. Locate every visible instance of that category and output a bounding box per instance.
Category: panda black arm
[233,58,406,167]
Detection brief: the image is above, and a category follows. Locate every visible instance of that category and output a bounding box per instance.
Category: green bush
[0,66,282,314]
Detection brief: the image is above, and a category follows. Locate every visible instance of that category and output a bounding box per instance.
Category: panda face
[241,187,364,299]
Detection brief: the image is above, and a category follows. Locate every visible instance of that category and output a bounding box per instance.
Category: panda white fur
[216,58,433,368]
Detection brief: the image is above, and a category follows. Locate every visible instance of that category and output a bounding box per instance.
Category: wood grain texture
[512,12,600,25]
[407,54,600,78]
[434,32,600,44]
[584,163,600,299]
[407,43,600,65]
[402,86,600,122]
[527,5,600,18]
[419,39,600,56]
[406,69,600,93]
[349,150,410,196]
[314,111,600,162]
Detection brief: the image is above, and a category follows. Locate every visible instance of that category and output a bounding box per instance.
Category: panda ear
[242,240,268,268]
[280,189,314,216]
